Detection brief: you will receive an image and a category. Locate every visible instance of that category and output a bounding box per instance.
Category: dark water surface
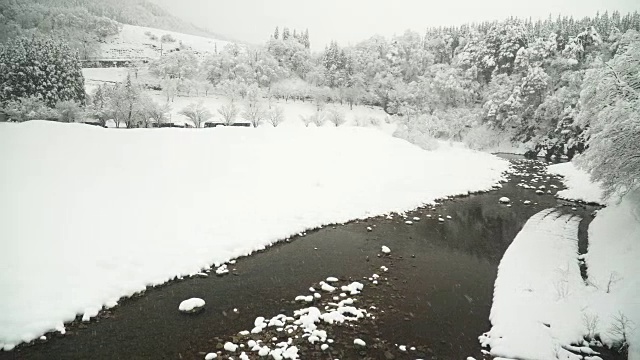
[0,158,615,360]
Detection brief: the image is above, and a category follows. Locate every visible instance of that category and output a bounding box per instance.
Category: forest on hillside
[144,12,639,156]
[0,0,227,58]
[1,7,638,196]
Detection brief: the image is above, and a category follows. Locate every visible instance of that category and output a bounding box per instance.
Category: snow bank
[585,189,640,359]
[0,121,508,349]
[480,209,587,359]
[481,196,640,359]
[548,162,605,204]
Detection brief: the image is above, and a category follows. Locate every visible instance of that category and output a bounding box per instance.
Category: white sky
[152,0,640,51]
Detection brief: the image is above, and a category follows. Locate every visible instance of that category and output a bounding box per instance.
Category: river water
[1,157,619,360]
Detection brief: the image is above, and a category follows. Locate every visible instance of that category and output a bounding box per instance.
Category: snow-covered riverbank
[481,161,639,360]
[0,121,509,350]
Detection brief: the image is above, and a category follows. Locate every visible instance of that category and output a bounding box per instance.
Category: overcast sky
[153,0,640,51]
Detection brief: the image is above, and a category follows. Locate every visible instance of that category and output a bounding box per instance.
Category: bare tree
[243,101,265,128]
[179,101,212,128]
[609,311,634,354]
[606,272,622,293]
[582,312,600,340]
[326,108,346,126]
[267,106,285,127]
[312,111,326,127]
[147,101,172,127]
[300,111,325,127]
[217,101,240,125]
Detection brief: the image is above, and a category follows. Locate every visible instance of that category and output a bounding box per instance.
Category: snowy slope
[586,189,640,360]
[98,24,233,60]
[479,209,588,360]
[548,162,605,204]
[0,121,508,350]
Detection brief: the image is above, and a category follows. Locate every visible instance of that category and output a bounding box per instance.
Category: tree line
[0,10,637,197]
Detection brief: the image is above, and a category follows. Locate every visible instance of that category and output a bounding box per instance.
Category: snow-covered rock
[178,298,205,313]
[381,246,391,254]
[499,197,510,203]
[354,338,366,347]
[224,342,238,352]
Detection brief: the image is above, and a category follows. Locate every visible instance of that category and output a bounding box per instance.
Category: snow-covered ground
[82,68,130,94]
[548,162,605,205]
[481,161,639,360]
[0,121,508,350]
[98,24,232,61]
[80,67,396,132]
[479,209,588,359]
[586,189,640,360]
[148,92,396,133]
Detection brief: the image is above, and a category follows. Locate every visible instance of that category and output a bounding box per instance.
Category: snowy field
[82,68,130,94]
[80,67,396,132]
[0,121,509,350]
[481,162,639,360]
[148,91,397,133]
[98,24,232,61]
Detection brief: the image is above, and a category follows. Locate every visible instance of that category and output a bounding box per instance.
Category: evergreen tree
[303,29,310,49]
[274,26,279,40]
[0,36,85,107]
[282,27,290,41]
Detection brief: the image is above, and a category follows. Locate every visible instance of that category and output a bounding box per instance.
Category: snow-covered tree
[3,96,59,122]
[326,108,346,126]
[576,30,640,198]
[150,50,199,80]
[242,102,265,127]
[217,101,240,125]
[102,74,145,128]
[0,37,85,107]
[55,100,85,123]
[146,101,172,127]
[267,106,285,127]
[179,101,212,128]
[300,111,325,127]
[161,78,179,102]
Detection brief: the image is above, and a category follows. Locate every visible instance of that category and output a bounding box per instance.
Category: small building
[203,120,252,128]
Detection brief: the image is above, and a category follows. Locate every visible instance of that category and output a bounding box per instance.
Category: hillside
[0,0,230,41]
[97,24,233,61]
[0,0,235,59]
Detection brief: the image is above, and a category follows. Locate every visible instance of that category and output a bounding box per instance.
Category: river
[1,156,620,360]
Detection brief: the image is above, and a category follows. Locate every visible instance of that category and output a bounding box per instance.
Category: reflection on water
[3,159,603,360]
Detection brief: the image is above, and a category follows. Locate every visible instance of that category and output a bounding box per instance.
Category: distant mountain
[0,0,235,43]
